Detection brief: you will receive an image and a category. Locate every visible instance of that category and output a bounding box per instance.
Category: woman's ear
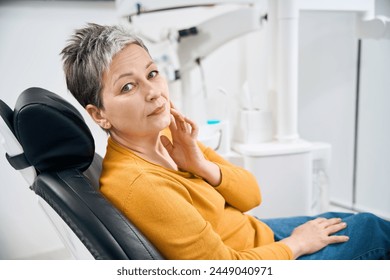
[85,104,112,130]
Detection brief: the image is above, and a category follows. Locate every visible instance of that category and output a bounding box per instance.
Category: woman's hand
[160,104,221,186]
[162,106,201,172]
[280,217,349,259]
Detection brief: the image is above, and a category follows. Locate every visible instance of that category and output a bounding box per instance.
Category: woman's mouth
[148,104,166,117]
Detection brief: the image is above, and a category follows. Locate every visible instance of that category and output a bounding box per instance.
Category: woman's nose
[144,81,161,101]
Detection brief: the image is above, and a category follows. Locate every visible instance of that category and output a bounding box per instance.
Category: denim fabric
[261,212,390,260]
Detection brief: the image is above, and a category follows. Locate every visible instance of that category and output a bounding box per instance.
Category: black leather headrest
[13,87,95,172]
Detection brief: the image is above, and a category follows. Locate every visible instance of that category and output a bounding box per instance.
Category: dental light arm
[116,0,258,17]
[176,6,265,72]
[116,0,266,75]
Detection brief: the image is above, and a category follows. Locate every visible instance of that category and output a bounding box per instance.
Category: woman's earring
[101,122,110,130]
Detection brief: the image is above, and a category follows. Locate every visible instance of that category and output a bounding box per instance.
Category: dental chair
[0,87,163,260]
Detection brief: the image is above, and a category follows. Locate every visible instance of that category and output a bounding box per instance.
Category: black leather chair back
[1,87,163,260]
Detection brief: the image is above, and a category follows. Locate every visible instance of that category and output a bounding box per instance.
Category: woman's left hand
[160,104,221,186]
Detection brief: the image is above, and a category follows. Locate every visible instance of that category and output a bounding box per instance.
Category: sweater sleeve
[198,142,261,212]
[112,172,292,260]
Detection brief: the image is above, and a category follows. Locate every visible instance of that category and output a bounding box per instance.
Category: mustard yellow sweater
[100,136,293,260]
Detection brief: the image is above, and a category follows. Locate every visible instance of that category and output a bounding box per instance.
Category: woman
[61,23,390,260]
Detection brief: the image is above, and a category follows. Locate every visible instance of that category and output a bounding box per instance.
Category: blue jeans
[261,212,390,260]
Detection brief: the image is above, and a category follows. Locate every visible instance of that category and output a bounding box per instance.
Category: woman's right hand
[280,217,349,259]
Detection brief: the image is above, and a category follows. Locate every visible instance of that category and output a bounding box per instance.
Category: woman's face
[95,44,171,140]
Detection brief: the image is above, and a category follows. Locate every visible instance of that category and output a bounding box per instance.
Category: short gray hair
[61,23,149,109]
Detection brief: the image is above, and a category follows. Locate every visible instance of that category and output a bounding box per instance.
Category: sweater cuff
[275,241,294,260]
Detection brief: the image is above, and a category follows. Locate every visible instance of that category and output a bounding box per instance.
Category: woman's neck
[110,131,178,171]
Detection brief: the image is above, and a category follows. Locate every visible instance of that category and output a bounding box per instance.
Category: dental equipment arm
[116,0,258,17]
[176,6,265,72]
[116,0,266,75]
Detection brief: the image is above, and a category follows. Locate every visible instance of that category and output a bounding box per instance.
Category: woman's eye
[121,83,134,93]
[148,70,159,79]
